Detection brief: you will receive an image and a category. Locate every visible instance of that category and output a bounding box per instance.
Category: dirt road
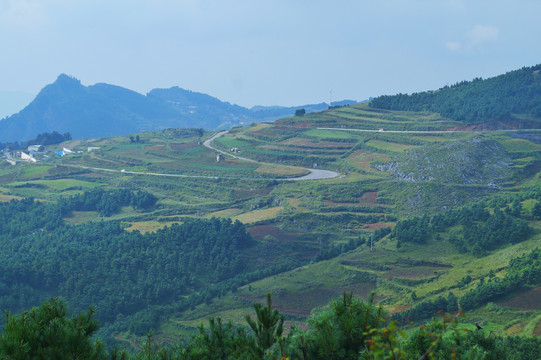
[203,131,339,181]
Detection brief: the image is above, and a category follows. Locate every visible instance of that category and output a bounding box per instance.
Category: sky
[1,0,541,117]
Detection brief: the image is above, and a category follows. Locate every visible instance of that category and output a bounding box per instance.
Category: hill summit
[370,63,541,124]
[0,75,355,142]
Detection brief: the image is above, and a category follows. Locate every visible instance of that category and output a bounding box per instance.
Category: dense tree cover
[26,131,72,146]
[391,292,459,324]
[459,248,541,310]
[0,196,253,326]
[0,189,156,240]
[5,293,541,359]
[370,64,541,123]
[0,131,72,150]
[315,239,360,262]
[99,260,299,338]
[0,197,64,237]
[0,140,22,150]
[390,198,532,256]
[57,188,157,216]
[454,208,530,256]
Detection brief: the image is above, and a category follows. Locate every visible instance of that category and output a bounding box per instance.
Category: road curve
[291,168,340,181]
[57,132,339,182]
[203,130,339,181]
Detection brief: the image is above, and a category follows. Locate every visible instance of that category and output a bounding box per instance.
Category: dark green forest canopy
[0,196,253,325]
[370,64,541,123]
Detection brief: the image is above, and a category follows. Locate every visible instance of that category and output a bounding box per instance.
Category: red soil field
[247,225,299,244]
[169,142,198,151]
[239,283,376,316]
[499,287,541,310]
[365,222,395,230]
[359,192,378,205]
[145,145,169,154]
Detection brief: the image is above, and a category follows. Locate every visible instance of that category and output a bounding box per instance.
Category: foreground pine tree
[0,298,106,359]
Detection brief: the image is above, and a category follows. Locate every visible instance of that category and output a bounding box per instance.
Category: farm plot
[366,139,419,152]
[499,287,541,311]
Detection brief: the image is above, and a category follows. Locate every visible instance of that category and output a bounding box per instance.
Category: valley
[1,65,541,357]
[1,99,540,352]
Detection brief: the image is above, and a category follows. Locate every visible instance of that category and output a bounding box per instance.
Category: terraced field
[2,102,540,347]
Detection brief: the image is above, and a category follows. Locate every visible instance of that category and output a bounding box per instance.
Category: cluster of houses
[216,147,242,162]
[2,144,100,165]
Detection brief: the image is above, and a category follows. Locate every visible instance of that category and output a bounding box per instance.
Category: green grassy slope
[1,102,540,349]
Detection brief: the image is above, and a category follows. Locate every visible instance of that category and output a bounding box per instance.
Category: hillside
[0,64,541,352]
[0,74,355,142]
[370,63,541,125]
[0,98,540,351]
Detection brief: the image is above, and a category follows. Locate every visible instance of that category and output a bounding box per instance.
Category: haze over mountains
[0,74,355,143]
[0,91,34,119]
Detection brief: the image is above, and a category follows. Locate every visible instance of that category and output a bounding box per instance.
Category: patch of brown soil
[252,130,280,137]
[499,287,541,310]
[145,145,169,153]
[170,142,198,151]
[383,264,449,281]
[247,225,299,243]
[365,222,395,230]
[359,192,378,205]
[239,284,376,316]
[324,200,358,206]
[260,144,344,153]
[506,322,525,335]
[341,260,390,271]
[79,172,110,178]
[533,319,541,337]
[233,187,272,200]
[273,120,314,128]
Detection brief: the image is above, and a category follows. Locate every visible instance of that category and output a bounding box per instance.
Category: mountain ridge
[0,74,356,142]
[370,63,541,123]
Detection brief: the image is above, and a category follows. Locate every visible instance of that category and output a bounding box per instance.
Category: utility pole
[370,233,373,251]
[329,89,333,108]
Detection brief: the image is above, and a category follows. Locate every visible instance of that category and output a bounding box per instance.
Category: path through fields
[203,130,339,181]
[60,131,339,181]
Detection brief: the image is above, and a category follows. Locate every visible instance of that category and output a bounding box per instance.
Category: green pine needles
[1,293,541,359]
[0,298,106,359]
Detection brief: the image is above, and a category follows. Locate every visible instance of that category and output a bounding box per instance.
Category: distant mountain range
[0,74,356,142]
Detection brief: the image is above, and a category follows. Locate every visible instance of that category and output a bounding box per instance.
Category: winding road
[58,131,339,182]
[203,130,339,181]
[55,126,541,182]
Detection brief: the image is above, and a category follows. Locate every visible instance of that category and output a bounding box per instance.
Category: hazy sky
[1,0,541,113]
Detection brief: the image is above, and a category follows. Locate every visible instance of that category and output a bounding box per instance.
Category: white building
[20,152,37,162]
[27,145,43,152]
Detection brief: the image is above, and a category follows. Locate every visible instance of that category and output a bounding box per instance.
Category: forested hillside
[0,195,254,330]
[0,65,540,352]
[370,64,541,123]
